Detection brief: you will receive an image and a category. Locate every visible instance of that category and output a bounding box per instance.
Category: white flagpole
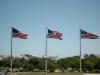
[79,27,82,72]
[11,27,13,75]
[45,27,48,75]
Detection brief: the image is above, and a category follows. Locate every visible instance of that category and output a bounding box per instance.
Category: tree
[36,62,45,70]
[29,57,41,68]
[57,58,71,69]
[23,63,34,71]
[48,62,60,72]
[71,56,80,71]
[0,59,10,68]
[95,59,100,69]
[82,55,98,72]
[83,60,95,72]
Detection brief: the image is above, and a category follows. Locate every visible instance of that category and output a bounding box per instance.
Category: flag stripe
[47,29,63,40]
[12,28,28,39]
[81,29,99,39]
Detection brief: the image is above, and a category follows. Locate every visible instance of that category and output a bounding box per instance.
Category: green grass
[11,72,83,75]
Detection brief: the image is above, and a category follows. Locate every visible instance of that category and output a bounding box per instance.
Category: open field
[10,72,83,75]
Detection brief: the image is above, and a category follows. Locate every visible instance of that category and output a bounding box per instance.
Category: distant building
[0,55,4,60]
[0,54,11,60]
[22,54,33,60]
[95,54,100,58]
[84,54,89,58]
[48,56,58,62]
[42,55,58,62]
[84,54,100,58]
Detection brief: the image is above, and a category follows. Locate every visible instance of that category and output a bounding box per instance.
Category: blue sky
[0,0,100,58]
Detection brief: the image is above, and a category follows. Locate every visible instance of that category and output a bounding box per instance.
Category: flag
[12,28,28,39]
[47,29,63,40]
[81,29,99,39]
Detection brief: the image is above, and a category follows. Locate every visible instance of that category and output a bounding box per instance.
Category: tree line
[0,54,100,73]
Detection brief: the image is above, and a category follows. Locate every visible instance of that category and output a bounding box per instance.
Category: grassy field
[11,72,83,75]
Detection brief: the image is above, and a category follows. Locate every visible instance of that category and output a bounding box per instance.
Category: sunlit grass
[11,72,83,75]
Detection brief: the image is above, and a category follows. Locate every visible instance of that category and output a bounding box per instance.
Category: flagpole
[79,27,82,72]
[45,27,48,75]
[11,27,13,75]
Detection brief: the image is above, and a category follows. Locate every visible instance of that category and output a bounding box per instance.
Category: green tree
[71,56,80,70]
[95,59,100,69]
[36,62,45,70]
[29,57,41,68]
[82,54,98,72]
[48,62,60,72]
[57,58,71,69]
[23,63,34,71]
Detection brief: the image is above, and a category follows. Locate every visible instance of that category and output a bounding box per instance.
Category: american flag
[12,28,28,39]
[81,29,99,39]
[47,29,63,40]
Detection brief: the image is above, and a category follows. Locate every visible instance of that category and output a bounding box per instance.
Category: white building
[0,55,4,60]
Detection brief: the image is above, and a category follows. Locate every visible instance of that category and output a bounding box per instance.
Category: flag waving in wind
[47,29,63,40]
[81,29,99,39]
[12,27,28,39]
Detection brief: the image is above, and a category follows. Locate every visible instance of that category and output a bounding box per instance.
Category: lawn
[11,72,83,75]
